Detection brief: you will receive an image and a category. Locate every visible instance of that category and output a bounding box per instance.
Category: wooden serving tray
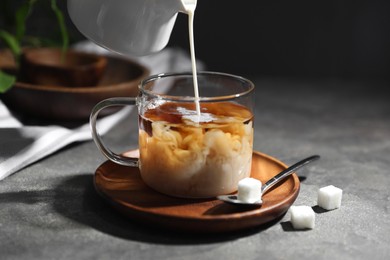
[94,150,300,233]
[0,49,149,120]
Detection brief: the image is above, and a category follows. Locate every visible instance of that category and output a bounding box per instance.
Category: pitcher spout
[178,0,198,13]
[67,0,198,56]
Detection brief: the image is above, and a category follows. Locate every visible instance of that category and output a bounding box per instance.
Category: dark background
[168,0,390,80]
[1,0,390,82]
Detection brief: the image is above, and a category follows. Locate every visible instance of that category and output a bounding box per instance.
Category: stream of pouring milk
[183,1,201,119]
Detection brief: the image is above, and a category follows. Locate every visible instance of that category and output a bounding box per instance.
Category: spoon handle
[261,155,320,194]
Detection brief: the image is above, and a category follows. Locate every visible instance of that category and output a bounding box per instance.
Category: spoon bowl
[217,155,320,206]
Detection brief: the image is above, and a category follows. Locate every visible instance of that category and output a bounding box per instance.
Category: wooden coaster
[94,150,300,233]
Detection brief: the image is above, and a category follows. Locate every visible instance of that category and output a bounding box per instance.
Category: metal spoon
[217,155,320,206]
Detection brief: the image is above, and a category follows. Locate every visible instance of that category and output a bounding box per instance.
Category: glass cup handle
[90,97,138,167]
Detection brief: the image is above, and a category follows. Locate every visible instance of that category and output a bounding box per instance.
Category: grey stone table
[1,78,389,260]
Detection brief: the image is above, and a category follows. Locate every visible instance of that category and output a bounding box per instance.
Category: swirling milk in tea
[138,1,254,197]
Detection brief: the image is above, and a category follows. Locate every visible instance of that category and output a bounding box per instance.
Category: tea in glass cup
[90,72,255,198]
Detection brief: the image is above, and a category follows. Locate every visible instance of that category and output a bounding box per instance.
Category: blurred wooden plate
[94,150,300,233]
[0,49,149,120]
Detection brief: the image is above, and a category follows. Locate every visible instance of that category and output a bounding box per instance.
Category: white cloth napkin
[0,42,203,181]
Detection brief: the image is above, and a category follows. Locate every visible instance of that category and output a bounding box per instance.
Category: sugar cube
[317,185,343,210]
[290,205,315,229]
[237,178,262,203]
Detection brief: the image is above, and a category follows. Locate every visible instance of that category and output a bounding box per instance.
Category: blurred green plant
[0,0,69,93]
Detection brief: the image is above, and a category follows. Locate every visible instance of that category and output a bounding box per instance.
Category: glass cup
[90,71,255,198]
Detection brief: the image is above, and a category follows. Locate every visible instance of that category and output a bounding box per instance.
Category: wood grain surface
[94,150,300,233]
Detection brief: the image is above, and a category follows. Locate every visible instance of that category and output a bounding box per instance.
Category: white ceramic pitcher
[68,0,197,56]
